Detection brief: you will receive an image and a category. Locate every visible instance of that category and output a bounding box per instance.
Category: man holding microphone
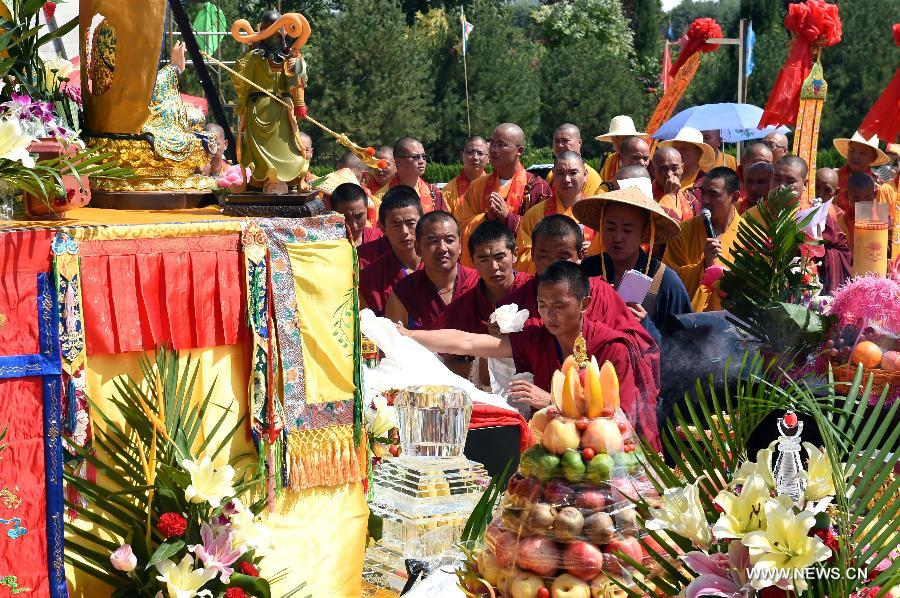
[662,167,743,312]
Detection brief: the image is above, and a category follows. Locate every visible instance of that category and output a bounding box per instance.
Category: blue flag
[745,21,756,77]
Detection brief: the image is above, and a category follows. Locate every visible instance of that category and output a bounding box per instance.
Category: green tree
[532,0,634,56]
[539,39,653,157]
[623,0,663,62]
[739,0,783,33]
[301,0,436,165]
[429,0,542,161]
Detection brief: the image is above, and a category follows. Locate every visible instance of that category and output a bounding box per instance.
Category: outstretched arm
[400,327,513,359]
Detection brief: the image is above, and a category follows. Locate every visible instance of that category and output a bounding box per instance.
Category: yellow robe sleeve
[515,201,547,273]
[663,217,710,311]
[458,179,487,267]
[599,153,619,182]
[583,164,604,196]
[443,178,461,217]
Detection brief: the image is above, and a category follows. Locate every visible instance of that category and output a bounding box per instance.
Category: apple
[525,502,557,532]
[561,449,587,483]
[515,477,544,502]
[478,549,502,586]
[536,453,562,482]
[584,454,614,485]
[564,540,605,580]
[605,535,644,565]
[510,572,546,598]
[493,530,519,568]
[589,573,629,598]
[580,419,624,455]
[518,535,561,577]
[574,488,606,512]
[583,512,615,545]
[551,573,591,598]
[553,506,585,541]
[544,418,581,454]
[543,479,574,506]
[496,567,517,595]
[530,407,553,434]
[538,588,550,598]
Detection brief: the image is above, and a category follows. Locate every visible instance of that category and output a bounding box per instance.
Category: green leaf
[228,572,272,598]
[145,540,185,570]
[35,15,78,48]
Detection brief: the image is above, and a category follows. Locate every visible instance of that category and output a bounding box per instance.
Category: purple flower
[188,523,244,583]
[30,101,55,124]
[2,92,33,116]
[682,543,753,598]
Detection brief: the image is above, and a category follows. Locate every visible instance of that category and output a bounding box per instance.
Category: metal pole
[737,19,746,159]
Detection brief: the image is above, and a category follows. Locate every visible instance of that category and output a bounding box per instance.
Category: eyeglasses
[489,140,520,150]
[397,153,428,162]
[763,141,788,151]
[464,149,488,157]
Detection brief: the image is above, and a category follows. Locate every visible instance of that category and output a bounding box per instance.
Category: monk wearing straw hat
[833,131,896,238]
[595,115,650,182]
[657,126,717,193]
[574,187,692,335]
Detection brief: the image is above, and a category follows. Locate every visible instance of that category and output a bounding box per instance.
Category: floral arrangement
[618,357,900,598]
[816,276,900,405]
[64,350,308,598]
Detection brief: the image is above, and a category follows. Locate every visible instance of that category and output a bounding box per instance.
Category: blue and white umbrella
[652,103,791,143]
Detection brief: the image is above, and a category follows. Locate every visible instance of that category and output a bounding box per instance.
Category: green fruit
[560,449,586,483]
[535,454,561,482]
[519,445,548,478]
[613,451,638,474]
[585,453,614,484]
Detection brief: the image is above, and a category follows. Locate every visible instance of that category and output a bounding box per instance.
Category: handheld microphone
[701,208,716,239]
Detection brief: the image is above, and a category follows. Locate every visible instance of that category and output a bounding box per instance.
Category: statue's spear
[202,51,385,170]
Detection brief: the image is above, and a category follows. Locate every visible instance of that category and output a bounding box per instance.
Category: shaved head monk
[403,261,661,448]
[618,136,651,170]
[331,182,381,251]
[815,167,839,204]
[299,131,316,183]
[549,123,604,196]
[770,155,851,293]
[373,136,447,213]
[742,161,774,211]
[702,129,737,170]
[385,210,479,330]
[456,122,551,265]
[443,135,489,216]
[516,150,598,273]
[763,131,789,163]
[359,186,423,314]
[366,145,396,196]
[651,147,695,221]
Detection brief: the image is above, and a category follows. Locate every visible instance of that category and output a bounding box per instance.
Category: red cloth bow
[759,0,842,128]
[669,18,723,78]
[858,23,900,142]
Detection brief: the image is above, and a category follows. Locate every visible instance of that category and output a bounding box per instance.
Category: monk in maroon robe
[359,186,423,315]
[435,220,533,334]
[403,261,661,450]
[386,211,479,330]
[331,182,385,267]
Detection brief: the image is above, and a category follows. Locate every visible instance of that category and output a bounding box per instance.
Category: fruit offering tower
[364,385,491,592]
[475,356,657,597]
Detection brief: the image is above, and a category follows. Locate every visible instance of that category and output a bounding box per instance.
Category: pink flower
[682,543,752,598]
[800,242,825,260]
[188,523,245,583]
[109,544,137,572]
[701,264,728,297]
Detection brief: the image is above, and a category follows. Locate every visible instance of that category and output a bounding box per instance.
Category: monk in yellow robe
[595,115,648,181]
[456,123,551,266]
[651,147,697,221]
[702,129,738,171]
[546,124,604,196]
[663,167,743,312]
[658,127,716,193]
[516,151,602,272]
[442,136,488,217]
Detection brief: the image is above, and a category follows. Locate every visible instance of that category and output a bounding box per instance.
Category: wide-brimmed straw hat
[595,115,649,142]
[833,131,891,166]
[658,126,717,171]
[573,186,681,245]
